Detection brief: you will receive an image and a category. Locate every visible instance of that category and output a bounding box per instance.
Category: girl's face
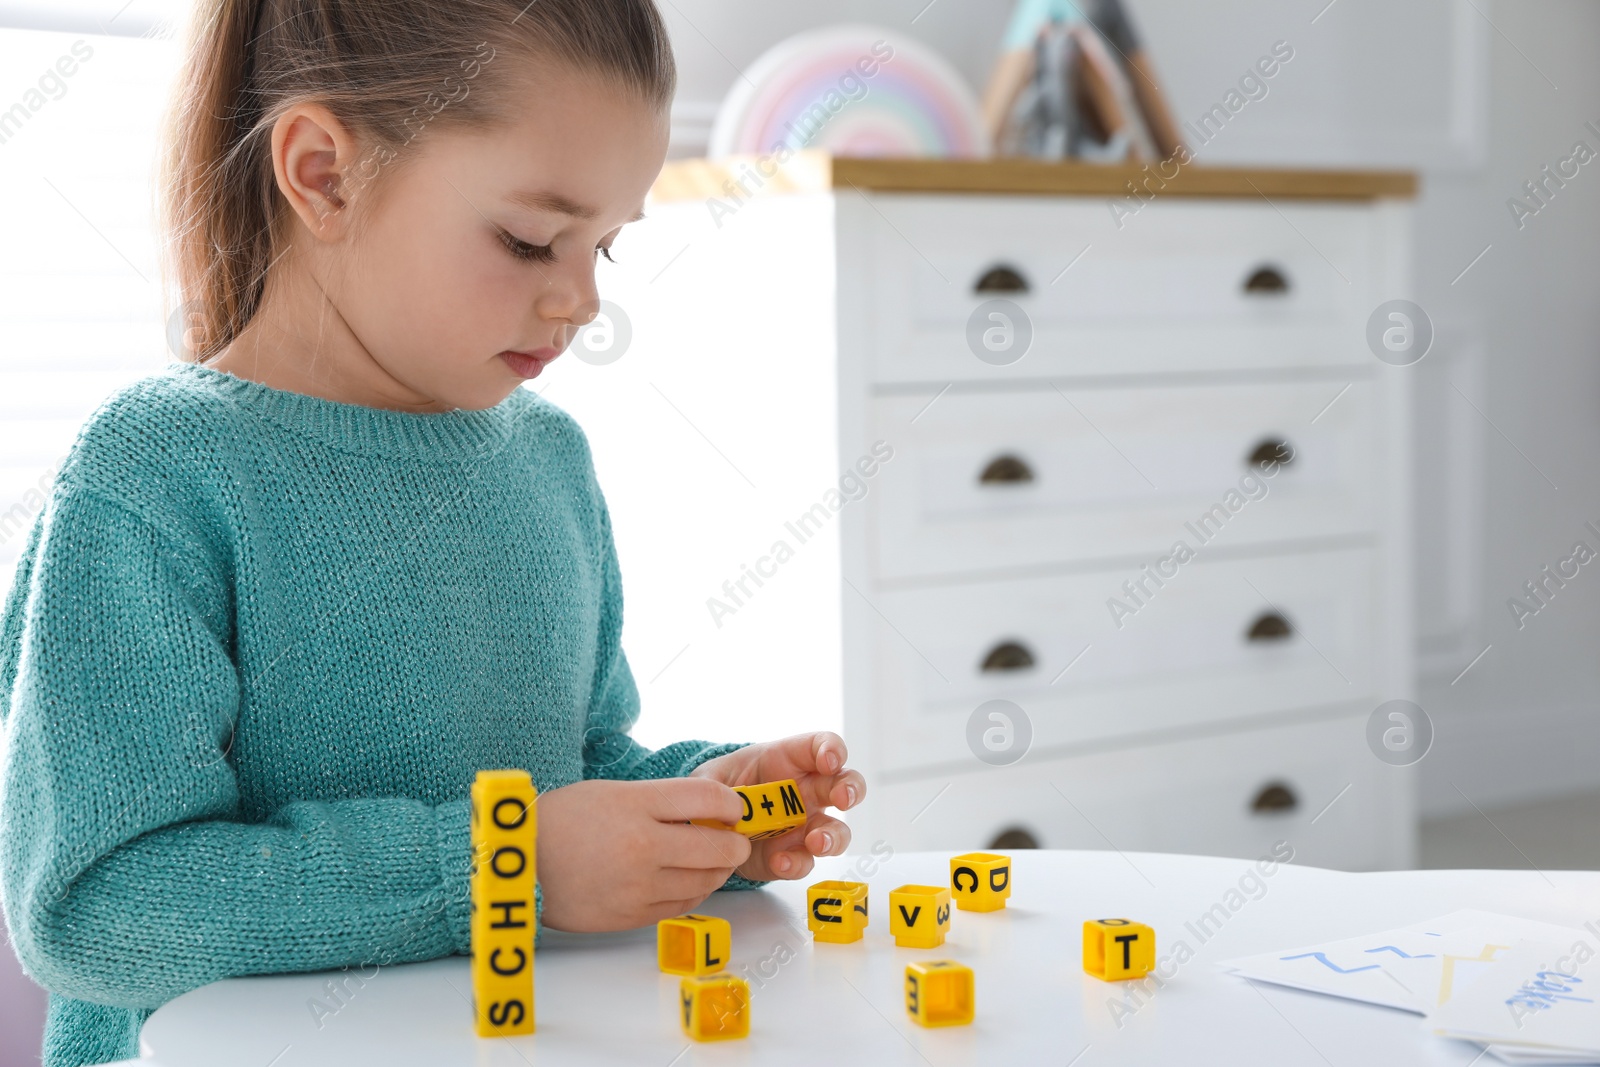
[251,60,669,412]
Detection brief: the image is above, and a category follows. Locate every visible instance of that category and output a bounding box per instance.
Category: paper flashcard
[1429,941,1600,1060]
[1218,910,1595,1014]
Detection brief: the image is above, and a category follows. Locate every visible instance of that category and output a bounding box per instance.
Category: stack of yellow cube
[469,769,538,1037]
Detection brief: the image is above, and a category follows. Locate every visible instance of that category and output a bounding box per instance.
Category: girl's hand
[689,732,866,882]
[535,777,751,932]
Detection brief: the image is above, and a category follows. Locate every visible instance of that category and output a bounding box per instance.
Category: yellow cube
[692,779,808,841]
[679,974,750,1041]
[888,884,951,949]
[1083,918,1156,981]
[905,960,975,1027]
[657,914,731,976]
[806,880,869,944]
[950,852,1012,913]
[469,770,537,1036]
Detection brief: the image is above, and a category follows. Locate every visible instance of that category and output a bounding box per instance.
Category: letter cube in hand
[1083,918,1155,980]
[690,779,807,841]
[679,974,750,1041]
[950,852,1011,913]
[905,960,975,1027]
[657,914,731,976]
[889,885,951,949]
[806,880,869,944]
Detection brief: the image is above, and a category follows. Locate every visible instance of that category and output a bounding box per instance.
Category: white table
[116,851,1600,1066]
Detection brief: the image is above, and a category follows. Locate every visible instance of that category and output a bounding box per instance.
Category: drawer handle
[1243,265,1290,294]
[1247,612,1294,642]
[1251,782,1299,814]
[981,641,1036,672]
[974,264,1031,295]
[979,454,1035,484]
[988,826,1040,849]
[1247,438,1294,470]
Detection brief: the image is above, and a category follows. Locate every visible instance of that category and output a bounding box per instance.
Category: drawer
[863,546,1377,774]
[854,196,1379,382]
[865,712,1410,871]
[869,379,1379,581]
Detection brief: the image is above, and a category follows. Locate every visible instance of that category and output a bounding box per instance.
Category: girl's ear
[270,102,359,241]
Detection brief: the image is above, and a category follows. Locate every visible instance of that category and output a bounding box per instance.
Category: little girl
[0,3,863,1065]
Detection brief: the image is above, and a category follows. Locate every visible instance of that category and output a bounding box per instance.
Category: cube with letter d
[950,852,1011,912]
[657,914,731,976]
[806,880,869,944]
[889,884,951,949]
[1083,918,1156,980]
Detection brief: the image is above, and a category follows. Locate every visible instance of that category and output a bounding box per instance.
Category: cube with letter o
[469,769,538,1036]
[689,778,807,841]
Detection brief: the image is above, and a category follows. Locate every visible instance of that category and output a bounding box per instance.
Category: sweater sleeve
[0,486,476,1010]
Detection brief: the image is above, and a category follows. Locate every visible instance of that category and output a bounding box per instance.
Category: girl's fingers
[800,769,866,812]
[809,732,848,775]
[658,822,752,870]
[762,846,816,881]
[768,731,848,777]
[801,814,852,857]
[644,776,745,825]
[652,865,739,904]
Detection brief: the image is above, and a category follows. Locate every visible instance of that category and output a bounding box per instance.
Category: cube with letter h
[469,769,538,1036]
[905,960,975,1027]
[679,974,750,1041]
[690,779,807,841]
[807,880,869,944]
[1083,918,1156,981]
[889,885,951,949]
[950,852,1011,913]
[657,914,731,976]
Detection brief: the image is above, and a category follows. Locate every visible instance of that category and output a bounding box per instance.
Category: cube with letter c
[950,852,1011,912]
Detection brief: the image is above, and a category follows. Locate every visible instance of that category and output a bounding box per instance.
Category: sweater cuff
[436,797,547,954]
[683,740,749,774]
[435,798,473,956]
[719,871,771,892]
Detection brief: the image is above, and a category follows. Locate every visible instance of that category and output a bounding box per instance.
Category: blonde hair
[157,0,676,363]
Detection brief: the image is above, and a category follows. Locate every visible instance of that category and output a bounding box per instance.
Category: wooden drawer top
[650,149,1417,204]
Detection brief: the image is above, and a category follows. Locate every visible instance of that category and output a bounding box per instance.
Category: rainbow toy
[709,24,990,160]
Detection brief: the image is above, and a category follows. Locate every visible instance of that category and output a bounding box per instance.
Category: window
[0,5,188,597]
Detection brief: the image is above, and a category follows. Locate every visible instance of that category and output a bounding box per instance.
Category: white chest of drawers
[561,152,1419,871]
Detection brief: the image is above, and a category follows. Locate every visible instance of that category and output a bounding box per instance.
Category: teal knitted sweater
[0,361,754,1067]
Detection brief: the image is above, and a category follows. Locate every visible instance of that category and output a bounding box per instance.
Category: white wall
[1404,3,1600,816]
[653,0,1600,817]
